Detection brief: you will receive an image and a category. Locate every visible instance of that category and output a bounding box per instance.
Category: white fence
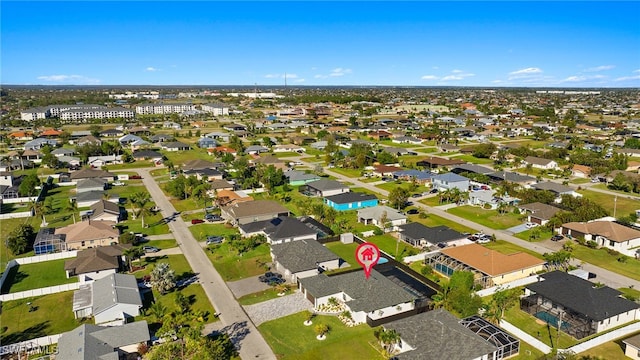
[0,211,33,220]
[241,187,266,194]
[0,283,80,301]
[565,321,640,354]
[475,275,540,297]
[500,320,552,354]
[1,196,38,204]
[0,333,61,355]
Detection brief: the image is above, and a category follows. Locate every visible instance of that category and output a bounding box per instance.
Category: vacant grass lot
[580,189,640,217]
[570,245,640,281]
[206,243,271,281]
[259,312,384,360]
[1,291,85,345]
[514,227,554,242]
[448,154,494,165]
[328,167,363,179]
[482,240,545,259]
[364,234,417,260]
[577,339,629,360]
[375,181,428,195]
[133,254,194,281]
[447,206,523,230]
[137,284,217,327]
[188,223,240,242]
[2,258,77,293]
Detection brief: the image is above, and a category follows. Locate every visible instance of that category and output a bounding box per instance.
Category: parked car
[411,193,421,198]
[259,272,284,284]
[130,175,142,179]
[206,235,224,245]
[525,222,539,229]
[429,188,439,194]
[407,209,419,215]
[551,234,564,242]
[143,246,160,253]
[191,219,205,224]
[205,206,217,212]
[476,237,491,244]
[112,181,125,186]
[205,214,223,222]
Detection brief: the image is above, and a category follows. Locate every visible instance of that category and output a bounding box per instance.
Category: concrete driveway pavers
[244,291,313,326]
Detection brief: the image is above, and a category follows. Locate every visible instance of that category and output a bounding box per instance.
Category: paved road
[300,160,640,290]
[137,168,277,360]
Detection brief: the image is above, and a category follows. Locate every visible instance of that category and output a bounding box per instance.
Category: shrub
[421,265,433,276]
[373,228,384,236]
[606,248,620,256]
[618,256,628,263]
[586,240,598,249]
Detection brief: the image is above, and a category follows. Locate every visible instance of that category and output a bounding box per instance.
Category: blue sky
[2,1,639,87]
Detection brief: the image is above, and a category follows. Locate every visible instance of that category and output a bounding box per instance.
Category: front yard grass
[408,213,476,234]
[0,291,86,345]
[375,181,427,195]
[570,245,640,281]
[448,154,494,165]
[236,285,297,305]
[579,189,640,217]
[206,243,271,281]
[446,206,523,230]
[187,223,240,242]
[1,258,78,294]
[514,227,554,242]
[577,339,628,360]
[259,311,384,360]
[133,254,194,281]
[328,167,363,179]
[137,283,217,329]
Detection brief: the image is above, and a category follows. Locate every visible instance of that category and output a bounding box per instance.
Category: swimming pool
[535,312,570,331]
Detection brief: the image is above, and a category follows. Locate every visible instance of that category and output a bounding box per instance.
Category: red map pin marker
[356,242,380,279]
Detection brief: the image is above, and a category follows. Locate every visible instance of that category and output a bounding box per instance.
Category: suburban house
[251,155,288,170]
[357,205,407,230]
[571,164,592,178]
[298,269,418,325]
[284,170,321,186]
[88,155,122,168]
[624,333,640,360]
[383,309,503,360]
[452,163,495,176]
[132,150,163,163]
[55,220,120,250]
[560,220,640,256]
[245,145,269,155]
[89,200,122,223]
[183,168,225,182]
[397,223,468,249]
[76,178,107,193]
[64,244,129,282]
[214,189,253,206]
[56,321,150,360]
[521,271,640,339]
[324,192,378,211]
[72,273,142,325]
[74,190,111,208]
[530,181,581,201]
[524,156,559,170]
[517,202,562,226]
[426,243,546,288]
[239,216,318,244]
[270,239,340,283]
[303,179,350,197]
[70,168,116,182]
[221,200,289,225]
[468,190,500,209]
[197,137,218,148]
[161,141,190,151]
[431,172,470,193]
[372,165,403,178]
[416,156,465,171]
[487,171,536,186]
[392,169,433,184]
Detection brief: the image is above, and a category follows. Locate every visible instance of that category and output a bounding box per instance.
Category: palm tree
[149,302,168,323]
[65,199,79,224]
[130,191,151,228]
[431,281,452,310]
[16,149,25,171]
[314,324,329,339]
[123,246,145,271]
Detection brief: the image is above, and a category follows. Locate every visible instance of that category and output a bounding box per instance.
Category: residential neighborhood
[1,85,640,360]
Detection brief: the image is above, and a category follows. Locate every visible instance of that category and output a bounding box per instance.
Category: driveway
[227,275,272,298]
[244,291,312,326]
[506,224,529,234]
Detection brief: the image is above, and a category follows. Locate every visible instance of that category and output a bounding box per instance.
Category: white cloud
[421,70,474,82]
[451,69,464,74]
[633,69,640,73]
[585,65,615,72]
[330,68,352,77]
[145,67,160,72]
[265,73,299,79]
[314,74,327,79]
[615,75,640,81]
[441,75,464,81]
[421,75,438,80]
[294,78,305,83]
[36,74,100,85]
[509,67,543,75]
[561,76,586,82]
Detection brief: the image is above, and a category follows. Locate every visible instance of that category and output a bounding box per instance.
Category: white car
[525,222,539,229]
[112,181,125,186]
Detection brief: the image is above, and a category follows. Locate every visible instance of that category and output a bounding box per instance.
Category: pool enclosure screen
[460,315,520,359]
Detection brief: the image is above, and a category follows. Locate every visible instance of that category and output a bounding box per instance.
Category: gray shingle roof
[526,271,640,321]
[452,163,495,175]
[324,192,377,204]
[398,223,465,244]
[299,269,417,313]
[384,309,498,360]
[357,206,406,222]
[57,321,150,360]
[306,179,349,191]
[531,181,575,194]
[271,239,339,273]
[222,200,289,219]
[240,216,317,241]
[92,274,142,315]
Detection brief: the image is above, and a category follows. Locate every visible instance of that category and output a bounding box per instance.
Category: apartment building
[201,103,230,116]
[135,103,195,114]
[60,107,135,121]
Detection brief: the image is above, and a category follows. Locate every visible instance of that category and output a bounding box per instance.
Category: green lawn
[141,239,178,250]
[138,283,217,327]
[618,287,640,301]
[103,161,155,170]
[0,216,40,269]
[449,154,494,165]
[188,223,240,242]
[1,258,78,293]
[514,227,554,242]
[236,285,297,305]
[375,181,428,195]
[133,254,194,281]
[119,212,170,236]
[259,311,385,360]
[407,213,477,234]
[364,234,417,260]
[482,240,545,259]
[325,242,359,267]
[503,306,577,349]
[328,167,363,179]
[162,149,216,165]
[447,206,523,230]
[206,243,272,281]
[420,196,443,207]
[580,189,640,217]
[0,291,88,344]
[577,339,629,360]
[570,245,640,281]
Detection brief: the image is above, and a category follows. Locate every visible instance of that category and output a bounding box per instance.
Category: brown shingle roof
[55,220,119,243]
[441,243,545,277]
[222,200,288,219]
[64,245,127,274]
[563,221,640,242]
[518,202,561,220]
